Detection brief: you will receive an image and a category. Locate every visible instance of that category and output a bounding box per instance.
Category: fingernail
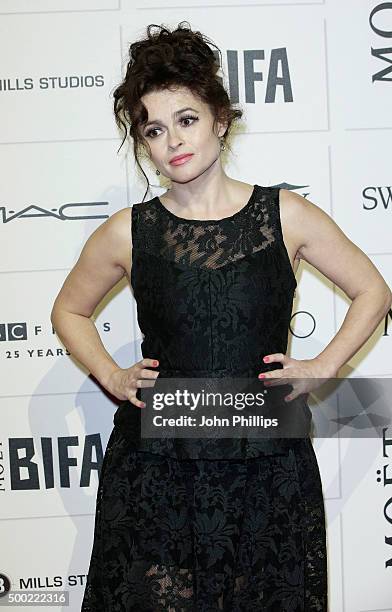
[153,360,159,366]
[258,374,265,379]
[263,357,269,362]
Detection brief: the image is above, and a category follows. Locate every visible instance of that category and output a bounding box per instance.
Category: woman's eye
[181,115,199,126]
[145,125,161,138]
[145,115,198,139]
[145,128,159,138]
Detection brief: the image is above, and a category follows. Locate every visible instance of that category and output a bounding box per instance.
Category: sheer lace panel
[144,564,258,610]
[133,185,280,270]
[145,564,193,609]
[81,432,328,611]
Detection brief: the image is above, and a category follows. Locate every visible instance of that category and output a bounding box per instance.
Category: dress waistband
[154,364,268,378]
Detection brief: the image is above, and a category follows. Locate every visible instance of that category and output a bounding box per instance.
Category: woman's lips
[169,154,193,166]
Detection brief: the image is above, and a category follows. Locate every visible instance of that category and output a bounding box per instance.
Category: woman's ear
[212,114,228,139]
[217,120,229,139]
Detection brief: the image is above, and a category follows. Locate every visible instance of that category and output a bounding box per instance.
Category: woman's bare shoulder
[107,205,132,236]
[279,188,391,300]
[50,206,133,319]
[105,206,133,278]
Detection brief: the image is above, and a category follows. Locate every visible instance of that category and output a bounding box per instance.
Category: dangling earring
[220,138,226,151]
[155,168,160,175]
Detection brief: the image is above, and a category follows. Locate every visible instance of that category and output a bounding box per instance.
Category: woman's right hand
[105,358,160,408]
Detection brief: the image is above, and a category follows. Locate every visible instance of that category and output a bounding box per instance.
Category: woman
[51,22,391,611]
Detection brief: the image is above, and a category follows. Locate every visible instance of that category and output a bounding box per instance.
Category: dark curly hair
[112,21,243,201]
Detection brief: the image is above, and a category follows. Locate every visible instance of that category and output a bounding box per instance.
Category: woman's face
[139,86,227,182]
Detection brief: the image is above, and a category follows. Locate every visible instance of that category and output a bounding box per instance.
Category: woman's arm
[279,189,392,376]
[50,207,131,389]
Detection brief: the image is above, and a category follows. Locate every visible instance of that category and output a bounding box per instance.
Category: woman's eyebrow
[144,107,199,128]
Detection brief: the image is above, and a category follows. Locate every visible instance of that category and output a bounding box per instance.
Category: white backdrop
[0,1,391,610]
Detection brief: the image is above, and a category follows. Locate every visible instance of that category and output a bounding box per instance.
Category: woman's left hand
[259,353,337,402]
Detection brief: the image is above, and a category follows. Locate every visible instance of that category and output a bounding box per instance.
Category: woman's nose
[167,129,184,149]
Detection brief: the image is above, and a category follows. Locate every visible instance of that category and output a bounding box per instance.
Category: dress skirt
[81,425,328,611]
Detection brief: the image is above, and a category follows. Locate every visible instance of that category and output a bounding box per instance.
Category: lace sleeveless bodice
[141,184,282,270]
[113,184,311,459]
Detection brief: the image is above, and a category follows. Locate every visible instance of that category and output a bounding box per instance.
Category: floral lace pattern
[81,185,328,610]
[132,184,296,275]
[81,428,327,610]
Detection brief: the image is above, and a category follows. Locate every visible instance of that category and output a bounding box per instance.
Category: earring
[220,138,226,151]
[155,168,160,175]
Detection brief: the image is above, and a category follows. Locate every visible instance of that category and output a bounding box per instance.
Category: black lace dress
[81,184,328,611]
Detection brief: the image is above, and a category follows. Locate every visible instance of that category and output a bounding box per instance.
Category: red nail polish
[153,360,159,366]
[263,357,269,362]
[258,374,265,379]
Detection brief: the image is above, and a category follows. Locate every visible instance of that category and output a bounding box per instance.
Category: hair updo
[112,21,243,200]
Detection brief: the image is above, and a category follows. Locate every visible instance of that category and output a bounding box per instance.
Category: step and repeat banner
[1,1,391,610]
